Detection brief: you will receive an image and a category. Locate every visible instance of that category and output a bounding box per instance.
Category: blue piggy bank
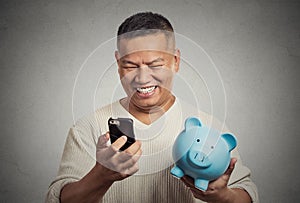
[171,117,237,191]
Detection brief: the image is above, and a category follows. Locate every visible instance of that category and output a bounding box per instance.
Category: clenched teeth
[136,86,156,94]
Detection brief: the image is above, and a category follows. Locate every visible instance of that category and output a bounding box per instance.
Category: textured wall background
[0,0,299,202]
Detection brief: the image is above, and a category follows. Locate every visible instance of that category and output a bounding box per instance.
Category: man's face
[115,33,180,111]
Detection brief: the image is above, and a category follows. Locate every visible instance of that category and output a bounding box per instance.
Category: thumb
[224,157,237,177]
[111,136,127,151]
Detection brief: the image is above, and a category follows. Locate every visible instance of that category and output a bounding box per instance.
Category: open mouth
[136,86,157,94]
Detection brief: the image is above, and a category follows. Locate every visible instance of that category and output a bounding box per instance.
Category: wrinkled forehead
[117,30,175,58]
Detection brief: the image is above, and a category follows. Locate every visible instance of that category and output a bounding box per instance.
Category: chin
[134,98,162,109]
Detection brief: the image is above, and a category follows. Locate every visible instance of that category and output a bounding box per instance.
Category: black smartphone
[108,117,136,151]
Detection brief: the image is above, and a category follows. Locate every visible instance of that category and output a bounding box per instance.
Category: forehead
[118,33,173,57]
[120,51,169,64]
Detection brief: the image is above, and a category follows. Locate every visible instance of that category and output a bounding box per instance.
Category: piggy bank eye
[211,146,214,149]
[197,139,200,142]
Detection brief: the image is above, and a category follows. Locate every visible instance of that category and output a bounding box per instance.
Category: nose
[134,65,152,84]
[188,150,212,168]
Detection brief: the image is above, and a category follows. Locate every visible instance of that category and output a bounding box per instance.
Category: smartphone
[108,117,136,151]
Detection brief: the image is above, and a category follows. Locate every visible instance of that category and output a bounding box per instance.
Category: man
[46,12,258,203]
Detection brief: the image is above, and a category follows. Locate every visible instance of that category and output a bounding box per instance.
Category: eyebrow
[120,59,139,66]
[120,57,165,66]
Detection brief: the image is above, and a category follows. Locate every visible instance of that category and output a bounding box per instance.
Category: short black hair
[117,12,174,36]
[117,12,175,50]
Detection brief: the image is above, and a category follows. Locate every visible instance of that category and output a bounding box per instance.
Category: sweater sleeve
[227,148,259,203]
[45,127,96,203]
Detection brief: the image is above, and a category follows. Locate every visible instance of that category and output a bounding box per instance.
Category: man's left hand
[180,158,237,203]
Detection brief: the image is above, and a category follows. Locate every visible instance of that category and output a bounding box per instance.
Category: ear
[173,49,180,73]
[221,133,237,151]
[115,50,120,64]
[115,50,121,75]
[185,117,202,129]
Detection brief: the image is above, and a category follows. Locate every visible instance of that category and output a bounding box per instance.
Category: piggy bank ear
[185,117,202,129]
[221,133,237,151]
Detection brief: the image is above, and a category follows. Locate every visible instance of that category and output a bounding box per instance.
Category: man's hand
[180,158,250,203]
[60,133,142,203]
[96,132,142,183]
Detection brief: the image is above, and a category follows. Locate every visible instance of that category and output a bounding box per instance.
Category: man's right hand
[96,132,142,183]
[60,132,142,203]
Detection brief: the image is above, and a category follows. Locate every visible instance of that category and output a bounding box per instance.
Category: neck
[120,96,176,125]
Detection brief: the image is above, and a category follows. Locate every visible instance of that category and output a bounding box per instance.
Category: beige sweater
[46,99,259,203]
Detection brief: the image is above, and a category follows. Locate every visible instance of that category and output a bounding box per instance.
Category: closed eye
[122,66,138,69]
[120,59,139,69]
[148,64,163,69]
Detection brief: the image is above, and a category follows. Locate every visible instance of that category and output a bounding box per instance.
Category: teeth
[137,86,156,94]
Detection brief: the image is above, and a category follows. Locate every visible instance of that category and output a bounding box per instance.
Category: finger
[97,132,110,149]
[224,157,237,176]
[124,140,142,155]
[190,187,206,196]
[190,188,214,202]
[116,141,142,162]
[181,175,195,188]
[123,162,140,176]
[118,148,142,170]
[111,136,127,151]
[101,136,128,158]
[110,148,142,174]
[208,158,237,187]
[119,144,143,161]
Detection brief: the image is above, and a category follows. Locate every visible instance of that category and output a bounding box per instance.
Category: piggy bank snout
[188,150,212,168]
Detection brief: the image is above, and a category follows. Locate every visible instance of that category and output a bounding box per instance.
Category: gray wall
[1,0,299,202]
